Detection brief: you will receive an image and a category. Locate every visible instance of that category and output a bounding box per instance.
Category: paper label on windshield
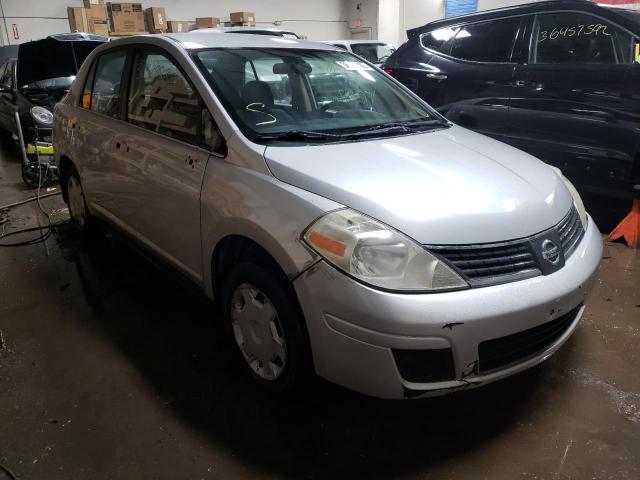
[336,61,374,71]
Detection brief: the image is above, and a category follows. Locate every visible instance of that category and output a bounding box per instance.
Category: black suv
[384,0,640,204]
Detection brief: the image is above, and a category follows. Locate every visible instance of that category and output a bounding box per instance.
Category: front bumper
[293,216,603,399]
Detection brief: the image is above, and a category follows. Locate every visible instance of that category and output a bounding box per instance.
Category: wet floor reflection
[51,222,569,478]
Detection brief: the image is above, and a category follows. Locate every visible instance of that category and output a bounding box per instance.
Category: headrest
[242,80,274,108]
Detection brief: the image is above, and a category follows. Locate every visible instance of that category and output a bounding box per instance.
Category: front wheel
[223,262,311,392]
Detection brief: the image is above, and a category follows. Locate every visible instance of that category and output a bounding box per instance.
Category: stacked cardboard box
[67,1,108,35]
[230,11,255,26]
[145,7,167,33]
[195,17,220,29]
[107,2,146,34]
[68,7,89,32]
[167,21,190,33]
[84,0,109,35]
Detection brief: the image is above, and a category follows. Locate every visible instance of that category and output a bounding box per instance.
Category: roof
[158,32,337,50]
[323,40,393,45]
[407,0,627,37]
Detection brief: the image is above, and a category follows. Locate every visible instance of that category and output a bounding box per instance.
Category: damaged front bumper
[293,215,603,399]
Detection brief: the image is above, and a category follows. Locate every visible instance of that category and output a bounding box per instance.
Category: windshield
[22,75,75,91]
[194,48,443,143]
[351,43,395,63]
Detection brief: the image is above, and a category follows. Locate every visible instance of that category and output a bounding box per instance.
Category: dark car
[0,33,106,187]
[384,0,640,204]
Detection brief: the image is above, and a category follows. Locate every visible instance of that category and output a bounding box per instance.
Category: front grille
[557,205,585,258]
[427,206,585,288]
[478,305,582,374]
[428,241,539,287]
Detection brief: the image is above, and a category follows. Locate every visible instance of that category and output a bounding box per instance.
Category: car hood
[17,35,106,89]
[264,125,574,245]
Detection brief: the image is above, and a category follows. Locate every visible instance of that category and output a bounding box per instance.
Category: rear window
[350,43,395,63]
[449,17,521,62]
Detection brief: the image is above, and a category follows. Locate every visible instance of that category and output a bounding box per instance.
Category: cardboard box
[145,7,167,33]
[167,20,190,33]
[85,3,107,23]
[108,3,145,33]
[68,7,89,32]
[195,17,220,29]
[230,11,255,24]
[92,23,110,36]
[83,0,105,7]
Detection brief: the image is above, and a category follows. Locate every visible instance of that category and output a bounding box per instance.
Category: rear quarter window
[448,16,521,62]
[420,27,458,53]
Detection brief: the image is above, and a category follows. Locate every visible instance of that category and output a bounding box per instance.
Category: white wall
[342,0,379,40]
[0,0,349,44]
[400,0,444,38]
[378,0,401,46]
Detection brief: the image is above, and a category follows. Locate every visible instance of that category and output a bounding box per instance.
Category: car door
[416,17,522,142]
[114,46,226,282]
[73,48,129,213]
[0,61,16,133]
[509,11,638,198]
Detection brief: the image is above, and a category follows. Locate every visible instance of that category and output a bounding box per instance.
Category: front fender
[200,149,342,299]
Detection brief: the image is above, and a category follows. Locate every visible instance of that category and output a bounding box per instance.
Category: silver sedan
[53,32,602,399]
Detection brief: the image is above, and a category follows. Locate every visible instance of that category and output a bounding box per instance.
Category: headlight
[30,106,53,126]
[303,209,468,292]
[548,165,587,229]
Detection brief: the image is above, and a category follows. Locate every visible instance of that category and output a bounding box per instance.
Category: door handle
[115,141,130,153]
[426,72,447,81]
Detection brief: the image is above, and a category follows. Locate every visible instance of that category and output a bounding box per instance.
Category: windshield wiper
[339,119,447,138]
[257,130,344,142]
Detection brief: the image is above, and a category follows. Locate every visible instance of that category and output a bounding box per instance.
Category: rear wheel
[66,167,90,229]
[223,262,310,392]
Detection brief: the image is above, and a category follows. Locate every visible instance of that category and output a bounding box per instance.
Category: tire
[222,262,311,393]
[65,166,91,230]
[21,161,50,189]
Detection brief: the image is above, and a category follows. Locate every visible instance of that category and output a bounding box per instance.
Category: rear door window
[531,12,635,64]
[449,17,521,62]
[91,49,127,118]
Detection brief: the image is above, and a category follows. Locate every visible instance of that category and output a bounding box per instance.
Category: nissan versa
[53,33,603,399]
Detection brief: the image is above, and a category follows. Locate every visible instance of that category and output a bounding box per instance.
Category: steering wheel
[321,100,350,112]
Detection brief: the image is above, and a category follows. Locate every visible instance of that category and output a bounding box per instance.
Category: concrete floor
[0,141,639,480]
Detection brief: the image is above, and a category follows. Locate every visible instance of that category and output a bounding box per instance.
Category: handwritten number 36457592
[538,24,612,43]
